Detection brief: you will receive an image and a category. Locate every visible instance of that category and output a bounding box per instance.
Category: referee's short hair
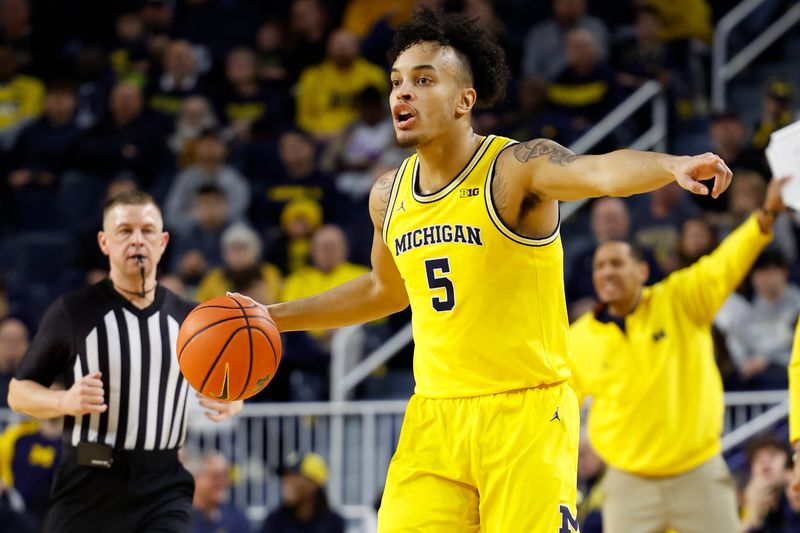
[103,190,162,219]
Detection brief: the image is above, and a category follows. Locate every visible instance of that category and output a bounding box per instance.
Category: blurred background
[0,0,799,531]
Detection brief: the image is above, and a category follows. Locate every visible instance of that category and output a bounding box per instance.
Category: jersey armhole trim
[381,158,408,245]
[484,141,561,247]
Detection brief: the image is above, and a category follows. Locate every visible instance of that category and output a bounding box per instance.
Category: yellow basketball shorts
[377,382,580,532]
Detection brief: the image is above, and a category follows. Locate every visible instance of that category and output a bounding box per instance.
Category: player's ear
[161,231,170,251]
[455,87,477,116]
[97,230,110,256]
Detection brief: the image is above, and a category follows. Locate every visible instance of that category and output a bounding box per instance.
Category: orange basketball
[177,294,281,401]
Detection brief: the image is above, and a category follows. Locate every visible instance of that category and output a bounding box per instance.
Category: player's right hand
[226,291,278,329]
[58,371,107,417]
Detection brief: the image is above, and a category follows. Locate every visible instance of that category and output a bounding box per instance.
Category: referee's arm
[8,298,107,419]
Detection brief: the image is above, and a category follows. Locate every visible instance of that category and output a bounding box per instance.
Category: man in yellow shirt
[570,178,786,533]
[295,29,387,139]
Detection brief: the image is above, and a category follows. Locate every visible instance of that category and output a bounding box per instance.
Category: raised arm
[264,171,409,332]
[499,139,733,202]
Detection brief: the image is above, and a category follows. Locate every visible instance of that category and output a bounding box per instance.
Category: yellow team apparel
[377,135,579,533]
[570,214,772,477]
[789,317,800,444]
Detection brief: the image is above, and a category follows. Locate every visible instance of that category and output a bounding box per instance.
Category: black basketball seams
[230,295,254,401]
[178,315,252,362]
[249,326,280,371]
[199,326,246,394]
[187,303,258,316]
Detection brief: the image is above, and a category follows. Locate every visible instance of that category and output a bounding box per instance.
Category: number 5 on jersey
[424,258,455,312]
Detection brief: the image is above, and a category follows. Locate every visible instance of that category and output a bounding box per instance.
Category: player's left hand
[197,392,243,422]
[672,152,733,199]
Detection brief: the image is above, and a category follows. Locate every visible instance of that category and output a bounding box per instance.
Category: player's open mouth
[393,104,416,129]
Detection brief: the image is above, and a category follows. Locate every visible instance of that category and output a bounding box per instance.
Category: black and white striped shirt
[16,280,195,450]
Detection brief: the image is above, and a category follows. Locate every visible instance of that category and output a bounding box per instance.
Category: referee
[7,190,242,532]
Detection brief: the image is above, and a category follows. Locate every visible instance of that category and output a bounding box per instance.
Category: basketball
[177,294,281,401]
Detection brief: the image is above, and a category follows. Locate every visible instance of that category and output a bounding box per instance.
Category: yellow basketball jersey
[383,134,571,398]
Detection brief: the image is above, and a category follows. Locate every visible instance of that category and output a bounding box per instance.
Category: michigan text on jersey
[394,224,483,256]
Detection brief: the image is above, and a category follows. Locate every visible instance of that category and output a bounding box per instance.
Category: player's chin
[395,130,420,148]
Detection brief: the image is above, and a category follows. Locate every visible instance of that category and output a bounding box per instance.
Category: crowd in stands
[1,0,800,530]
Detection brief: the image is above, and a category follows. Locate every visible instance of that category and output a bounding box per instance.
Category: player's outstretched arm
[9,372,108,420]
[263,171,409,332]
[498,138,733,202]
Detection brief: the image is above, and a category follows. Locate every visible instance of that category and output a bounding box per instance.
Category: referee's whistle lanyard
[112,257,155,299]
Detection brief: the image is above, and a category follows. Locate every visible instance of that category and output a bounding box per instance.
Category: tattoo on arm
[492,161,509,214]
[369,173,394,226]
[513,139,580,166]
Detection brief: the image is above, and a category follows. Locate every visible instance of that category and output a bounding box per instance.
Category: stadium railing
[712,0,800,111]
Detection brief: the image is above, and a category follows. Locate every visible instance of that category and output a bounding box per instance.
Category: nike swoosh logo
[210,362,231,400]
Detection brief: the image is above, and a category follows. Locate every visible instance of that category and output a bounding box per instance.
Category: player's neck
[415,128,482,194]
[108,270,158,309]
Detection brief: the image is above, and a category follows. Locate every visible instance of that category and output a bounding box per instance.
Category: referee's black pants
[43,446,194,533]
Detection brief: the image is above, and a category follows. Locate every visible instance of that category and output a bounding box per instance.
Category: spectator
[197,222,282,304]
[644,0,713,43]
[282,225,369,305]
[521,0,609,81]
[215,46,286,142]
[188,452,250,533]
[617,7,669,88]
[169,184,232,287]
[250,129,340,231]
[164,127,250,228]
[321,86,395,203]
[547,28,618,136]
[0,317,29,408]
[168,95,219,166]
[109,11,150,83]
[267,199,324,277]
[709,112,770,190]
[71,46,115,130]
[284,0,331,84]
[261,452,345,533]
[341,0,414,38]
[140,0,174,60]
[0,417,62,526]
[71,81,169,187]
[502,77,575,146]
[741,434,795,532]
[279,225,369,401]
[0,0,33,73]
[674,216,717,270]
[254,20,289,84]
[0,43,44,138]
[6,81,79,191]
[295,28,386,140]
[726,250,800,390]
[752,77,797,151]
[631,182,701,274]
[566,197,654,314]
[145,39,205,117]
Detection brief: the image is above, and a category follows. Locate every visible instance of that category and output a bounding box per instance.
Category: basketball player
[7,191,242,532]
[238,9,732,531]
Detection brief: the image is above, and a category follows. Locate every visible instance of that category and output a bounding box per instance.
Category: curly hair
[388,7,508,108]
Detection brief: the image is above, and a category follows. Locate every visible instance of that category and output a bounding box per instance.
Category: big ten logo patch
[459,187,480,198]
[558,505,579,532]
